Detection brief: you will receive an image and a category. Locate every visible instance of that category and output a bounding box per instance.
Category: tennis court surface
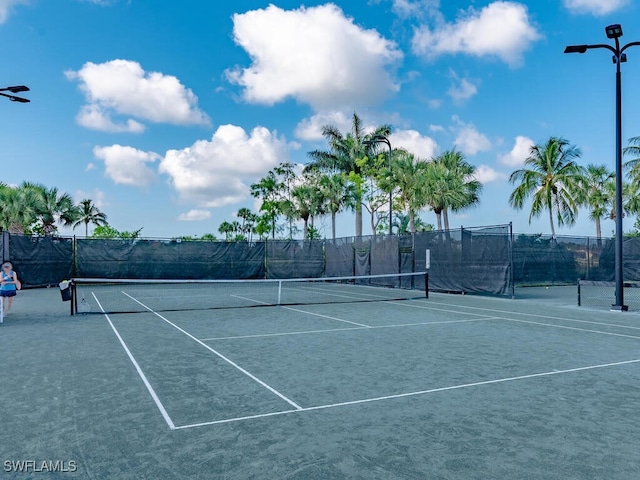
[2,282,640,479]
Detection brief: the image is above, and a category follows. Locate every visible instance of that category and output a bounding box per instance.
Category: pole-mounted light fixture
[565,24,640,311]
[0,85,30,103]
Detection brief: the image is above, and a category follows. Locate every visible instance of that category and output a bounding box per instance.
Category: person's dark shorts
[0,290,17,297]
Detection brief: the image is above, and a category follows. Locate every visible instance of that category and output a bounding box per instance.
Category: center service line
[122,291,303,411]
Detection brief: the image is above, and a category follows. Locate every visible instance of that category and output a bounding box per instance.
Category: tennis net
[71,272,428,315]
[578,279,640,310]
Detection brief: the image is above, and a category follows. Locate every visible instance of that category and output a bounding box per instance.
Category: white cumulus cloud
[66,59,210,133]
[498,135,534,167]
[0,0,27,23]
[412,1,541,67]
[295,111,353,141]
[159,124,289,208]
[390,129,438,158]
[473,165,506,184]
[227,4,402,110]
[563,0,629,16]
[177,209,212,221]
[452,117,491,156]
[93,144,160,186]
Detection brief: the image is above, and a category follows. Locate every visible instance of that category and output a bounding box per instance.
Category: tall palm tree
[579,164,614,240]
[306,113,391,237]
[509,137,584,237]
[319,173,351,241]
[291,183,321,240]
[385,151,430,234]
[432,150,482,231]
[73,199,108,237]
[236,208,252,235]
[22,183,77,235]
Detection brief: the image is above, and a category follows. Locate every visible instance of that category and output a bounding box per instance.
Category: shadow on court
[1,287,640,479]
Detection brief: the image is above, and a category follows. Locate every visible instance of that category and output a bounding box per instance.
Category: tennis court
[2,281,640,479]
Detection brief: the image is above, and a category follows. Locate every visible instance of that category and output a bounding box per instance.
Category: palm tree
[432,150,482,231]
[579,164,614,241]
[319,174,351,240]
[384,151,431,233]
[291,184,314,240]
[0,184,40,234]
[73,199,108,237]
[624,136,640,170]
[236,208,252,235]
[509,137,584,237]
[22,183,78,235]
[306,113,391,237]
[218,221,234,241]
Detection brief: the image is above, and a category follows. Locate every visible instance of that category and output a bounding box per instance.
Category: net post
[425,272,429,299]
[70,282,75,316]
[577,279,581,307]
[277,280,282,305]
[73,282,78,315]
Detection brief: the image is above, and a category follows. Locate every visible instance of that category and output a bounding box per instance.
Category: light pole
[0,85,30,103]
[364,135,393,235]
[565,24,640,312]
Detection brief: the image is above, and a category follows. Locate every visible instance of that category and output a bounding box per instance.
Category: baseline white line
[122,291,303,411]
[494,316,640,340]
[91,292,176,430]
[174,357,640,430]
[199,317,500,342]
[232,294,370,327]
[173,408,300,429]
[422,298,640,331]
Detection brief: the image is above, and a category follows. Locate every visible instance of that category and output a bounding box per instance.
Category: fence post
[2,231,9,262]
[509,222,515,299]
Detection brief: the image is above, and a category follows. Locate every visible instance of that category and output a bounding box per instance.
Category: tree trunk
[548,205,556,237]
[272,218,276,240]
[371,211,376,236]
[409,210,416,234]
[443,208,450,231]
[596,217,602,240]
[332,211,337,241]
[435,211,443,231]
[85,221,89,237]
[355,205,362,238]
[303,218,309,240]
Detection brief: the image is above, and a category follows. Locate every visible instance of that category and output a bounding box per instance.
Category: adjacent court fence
[3,226,640,300]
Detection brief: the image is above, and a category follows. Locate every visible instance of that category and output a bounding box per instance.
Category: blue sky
[1,0,639,238]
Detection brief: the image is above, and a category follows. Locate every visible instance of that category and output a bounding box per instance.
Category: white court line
[297,286,494,318]
[174,357,640,429]
[421,297,640,332]
[312,286,640,338]
[283,306,370,327]
[232,294,370,327]
[91,292,176,430]
[199,317,500,342]
[494,316,640,340]
[122,291,303,411]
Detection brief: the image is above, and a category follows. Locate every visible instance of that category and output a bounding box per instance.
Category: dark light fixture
[564,24,640,311]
